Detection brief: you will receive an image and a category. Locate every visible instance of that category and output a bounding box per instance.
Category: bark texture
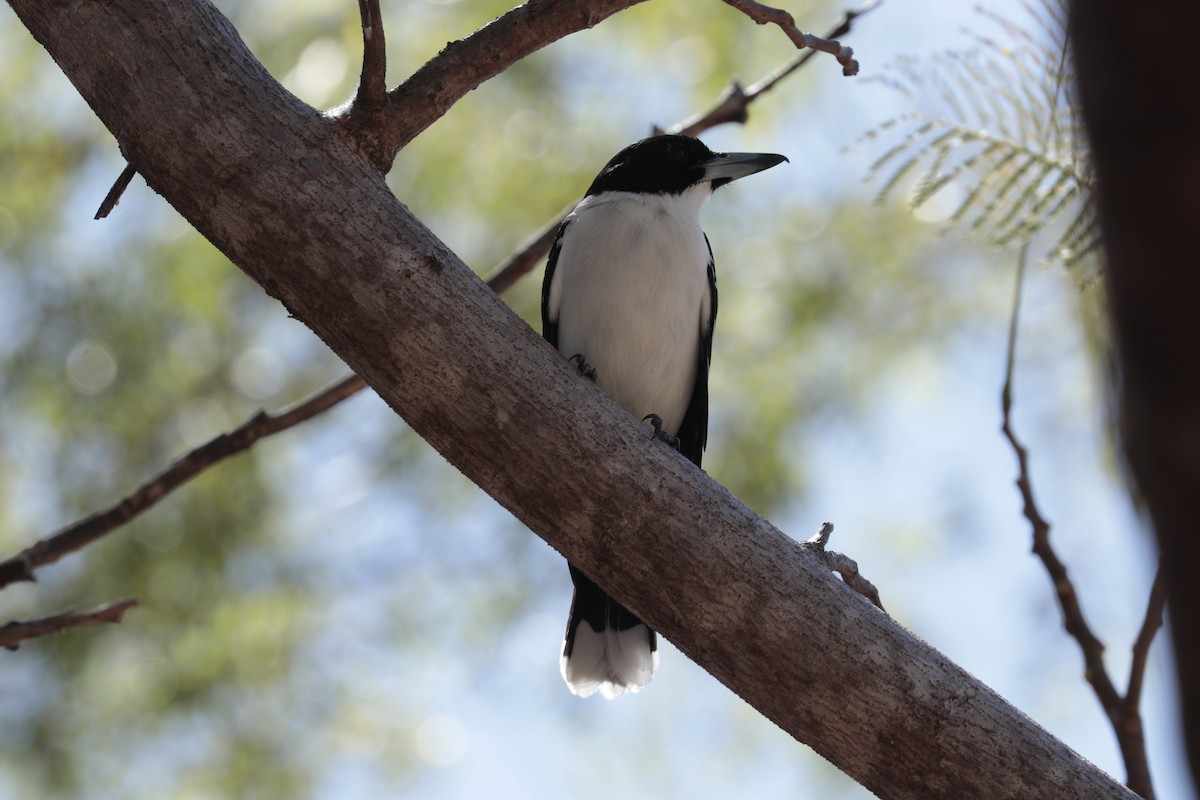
[8,1,1140,797]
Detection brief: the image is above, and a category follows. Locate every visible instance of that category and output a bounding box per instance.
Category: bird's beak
[700,151,789,183]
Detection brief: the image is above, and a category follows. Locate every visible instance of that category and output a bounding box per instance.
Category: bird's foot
[568,353,597,381]
[642,414,680,450]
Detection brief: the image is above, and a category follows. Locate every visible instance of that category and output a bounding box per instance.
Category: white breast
[547,186,714,435]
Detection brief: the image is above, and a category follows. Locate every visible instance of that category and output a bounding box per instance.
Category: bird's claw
[643,414,680,450]
[568,353,597,381]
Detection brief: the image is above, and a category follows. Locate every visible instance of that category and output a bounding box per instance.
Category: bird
[541,134,787,699]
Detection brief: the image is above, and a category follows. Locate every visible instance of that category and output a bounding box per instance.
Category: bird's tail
[560,564,658,699]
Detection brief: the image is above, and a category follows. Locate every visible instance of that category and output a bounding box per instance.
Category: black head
[584,135,787,198]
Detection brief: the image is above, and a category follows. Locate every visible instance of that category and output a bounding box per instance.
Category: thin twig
[485,1,883,291]
[0,599,139,651]
[1126,565,1166,712]
[94,163,138,220]
[722,0,860,76]
[0,375,367,590]
[1119,564,1166,797]
[1001,245,1159,799]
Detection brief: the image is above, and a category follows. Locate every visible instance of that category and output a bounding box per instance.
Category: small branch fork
[54,1,880,649]
[1001,247,1164,800]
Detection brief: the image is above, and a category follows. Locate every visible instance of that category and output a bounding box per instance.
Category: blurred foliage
[855,0,1099,270]
[0,1,1085,799]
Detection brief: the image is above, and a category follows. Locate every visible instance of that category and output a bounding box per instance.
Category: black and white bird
[541,134,787,699]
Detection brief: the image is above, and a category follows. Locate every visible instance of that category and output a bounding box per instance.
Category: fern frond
[948,148,1021,226]
[857,0,1097,268]
[913,140,1005,208]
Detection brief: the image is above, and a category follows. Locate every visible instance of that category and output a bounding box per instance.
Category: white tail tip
[560,622,658,700]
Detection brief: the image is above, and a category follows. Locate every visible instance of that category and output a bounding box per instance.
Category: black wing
[540,220,570,349]
[675,237,717,468]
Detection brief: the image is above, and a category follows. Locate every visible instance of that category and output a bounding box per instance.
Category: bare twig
[804,523,885,611]
[722,0,860,76]
[486,2,883,291]
[355,0,387,109]
[1126,565,1166,712]
[0,599,139,651]
[0,374,367,590]
[94,163,138,219]
[740,0,879,97]
[1001,246,1159,799]
[1120,564,1167,796]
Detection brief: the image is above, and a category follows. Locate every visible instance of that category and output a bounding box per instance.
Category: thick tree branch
[370,0,648,167]
[5,1,1138,797]
[0,599,139,651]
[0,375,366,590]
[1001,248,1159,799]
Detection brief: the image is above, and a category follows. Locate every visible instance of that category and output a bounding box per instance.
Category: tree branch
[0,375,366,590]
[1122,566,1168,798]
[355,0,387,109]
[1126,566,1167,715]
[374,0,648,165]
[0,599,139,651]
[1001,247,1159,799]
[3,1,1140,796]
[722,0,860,76]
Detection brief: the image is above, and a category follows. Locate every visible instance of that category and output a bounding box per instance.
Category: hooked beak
[700,151,789,184]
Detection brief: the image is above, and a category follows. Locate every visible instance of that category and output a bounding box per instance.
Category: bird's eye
[665,143,688,162]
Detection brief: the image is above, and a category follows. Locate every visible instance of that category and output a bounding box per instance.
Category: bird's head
[584,134,788,198]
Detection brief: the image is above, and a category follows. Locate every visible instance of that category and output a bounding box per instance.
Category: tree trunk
[1071,2,1200,793]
